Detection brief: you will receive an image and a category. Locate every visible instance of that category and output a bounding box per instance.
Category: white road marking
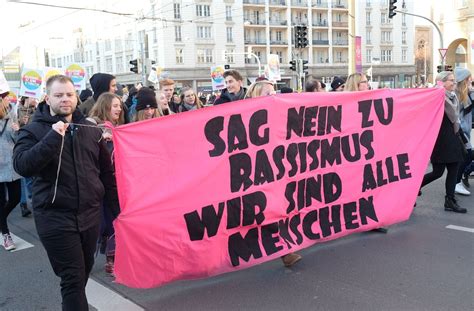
[10,233,34,252]
[86,279,144,311]
[446,225,474,233]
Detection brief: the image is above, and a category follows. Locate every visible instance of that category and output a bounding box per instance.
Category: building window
[336,51,343,63]
[366,12,371,25]
[152,27,157,43]
[125,33,133,50]
[402,49,407,62]
[381,49,392,62]
[104,40,112,52]
[126,54,133,65]
[116,56,123,73]
[176,48,183,64]
[174,3,181,19]
[381,31,392,42]
[96,58,100,71]
[366,30,371,44]
[226,49,235,63]
[197,26,212,39]
[226,5,232,21]
[402,31,406,44]
[381,13,387,24]
[226,27,233,43]
[366,49,372,63]
[196,5,210,17]
[175,26,182,42]
[105,57,113,72]
[197,48,213,63]
[115,38,122,52]
[402,13,406,26]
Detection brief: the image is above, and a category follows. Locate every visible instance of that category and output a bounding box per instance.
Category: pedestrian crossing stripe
[10,233,34,252]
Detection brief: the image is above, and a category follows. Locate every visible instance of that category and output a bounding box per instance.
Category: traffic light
[389,0,397,19]
[130,59,139,74]
[301,60,308,74]
[290,60,297,72]
[436,65,443,73]
[294,25,308,48]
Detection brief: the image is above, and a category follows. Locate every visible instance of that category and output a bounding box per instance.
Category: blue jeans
[20,177,33,205]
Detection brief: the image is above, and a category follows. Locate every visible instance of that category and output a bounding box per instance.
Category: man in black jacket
[213,70,247,105]
[13,75,120,311]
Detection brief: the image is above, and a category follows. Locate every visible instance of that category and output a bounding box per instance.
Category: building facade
[46,0,417,90]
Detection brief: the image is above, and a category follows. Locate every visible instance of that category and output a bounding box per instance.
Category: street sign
[438,48,448,59]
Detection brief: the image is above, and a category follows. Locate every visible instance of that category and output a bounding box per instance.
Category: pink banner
[112,88,445,289]
[356,36,362,73]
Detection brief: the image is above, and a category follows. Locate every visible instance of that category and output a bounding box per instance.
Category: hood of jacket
[90,73,115,101]
[32,101,85,125]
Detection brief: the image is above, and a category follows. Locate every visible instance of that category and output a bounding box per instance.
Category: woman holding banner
[343,73,369,92]
[134,87,160,122]
[88,92,125,276]
[419,71,467,213]
[156,90,174,116]
[245,78,302,267]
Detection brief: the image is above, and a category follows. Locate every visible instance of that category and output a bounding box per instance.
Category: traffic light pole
[394,10,444,66]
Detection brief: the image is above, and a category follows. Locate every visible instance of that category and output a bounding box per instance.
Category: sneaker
[455,183,470,196]
[3,233,16,251]
[20,203,32,217]
[281,253,302,267]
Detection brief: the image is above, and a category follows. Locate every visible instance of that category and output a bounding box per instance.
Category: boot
[281,253,302,267]
[20,203,32,217]
[462,173,470,188]
[444,196,467,213]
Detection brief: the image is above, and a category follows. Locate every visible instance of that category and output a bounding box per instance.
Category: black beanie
[90,73,115,100]
[330,77,345,91]
[135,87,158,111]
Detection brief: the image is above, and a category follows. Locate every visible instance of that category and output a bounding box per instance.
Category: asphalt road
[1,173,473,311]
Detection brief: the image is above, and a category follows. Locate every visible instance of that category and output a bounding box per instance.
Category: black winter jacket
[13,103,119,235]
[213,88,247,105]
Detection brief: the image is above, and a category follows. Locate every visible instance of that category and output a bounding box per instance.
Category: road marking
[446,225,474,233]
[10,233,34,252]
[86,279,144,311]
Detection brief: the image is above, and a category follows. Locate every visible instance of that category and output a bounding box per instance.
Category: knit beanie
[330,77,345,91]
[454,68,471,83]
[135,87,158,111]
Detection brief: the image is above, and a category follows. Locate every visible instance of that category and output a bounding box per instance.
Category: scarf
[228,88,245,102]
[445,90,460,133]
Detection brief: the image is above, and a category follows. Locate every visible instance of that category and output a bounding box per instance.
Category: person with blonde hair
[156,90,174,116]
[179,86,203,112]
[0,89,21,251]
[245,79,276,98]
[134,87,160,121]
[454,68,473,192]
[244,78,301,267]
[418,71,467,213]
[343,73,369,92]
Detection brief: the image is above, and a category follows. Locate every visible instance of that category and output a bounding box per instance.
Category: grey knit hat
[454,67,471,83]
[435,71,453,82]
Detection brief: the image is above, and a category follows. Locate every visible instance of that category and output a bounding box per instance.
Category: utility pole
[348,0,356,75]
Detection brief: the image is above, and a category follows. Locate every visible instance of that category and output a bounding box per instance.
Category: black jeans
[0,179,21,234]
[39,225,99,311]
[421,162,460,197]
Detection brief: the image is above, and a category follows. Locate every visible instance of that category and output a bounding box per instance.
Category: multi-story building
[46,0,416,90]
[357,0,415,88]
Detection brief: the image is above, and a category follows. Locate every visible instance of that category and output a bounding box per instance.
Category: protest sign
[112,88,445,288]
[211,66,226,91]
[19,68,43,99]
[64,63,86,90]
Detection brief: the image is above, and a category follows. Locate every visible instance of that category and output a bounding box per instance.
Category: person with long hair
[344,73,369,92]
[88,92,124,276]
[454,68,473,193]
[419,71,467,213]
[0,90,21,250]
[179,86,203,112]
[245,79,301,267]
[156,90,174,116]
[134,87,160,122]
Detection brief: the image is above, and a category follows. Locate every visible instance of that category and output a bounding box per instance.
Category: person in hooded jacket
[79,73,117,116]
[13,75,120,310]
[213,70,247,105]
